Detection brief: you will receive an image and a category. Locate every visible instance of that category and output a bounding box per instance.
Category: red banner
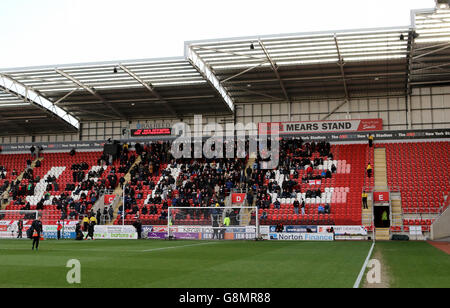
[104,195,116,206]
[373,192,390,203]
[259,119,383,135]
[231,193,246,204]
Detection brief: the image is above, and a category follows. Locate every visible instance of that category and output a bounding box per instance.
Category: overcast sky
[0,0,436,69]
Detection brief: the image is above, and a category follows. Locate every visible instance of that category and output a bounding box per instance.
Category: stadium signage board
[147,232,167,239]
[373,192,390,204]
[259,119,383,135]
[317,225,368,235]
[409,226,422,236]
[93,225,137,240]
[231,193,246,204]
[130,128,172,137]
[270,225,318,233]
[0,128,448,153]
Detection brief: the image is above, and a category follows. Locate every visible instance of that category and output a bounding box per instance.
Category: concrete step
[375,228,390,241]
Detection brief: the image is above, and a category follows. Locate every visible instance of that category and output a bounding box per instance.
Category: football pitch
[0,239,448,288]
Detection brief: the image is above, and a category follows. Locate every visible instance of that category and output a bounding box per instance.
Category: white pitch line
[141,242,218,252]
[0,241,219,253]
[353,242,375,289]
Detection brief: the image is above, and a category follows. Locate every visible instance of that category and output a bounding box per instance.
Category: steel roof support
[54,88,80,105]
[55,69,127,120]
[221,61,269,83]
[230,86,284,101]
[258,40,292,118]
[0,74,80,130]
[118,64,178,118]
[322,35,350,120]
[186,48,235,112]
[413,41,450,60]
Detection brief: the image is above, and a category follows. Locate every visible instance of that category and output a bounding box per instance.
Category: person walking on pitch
[30,216,43,251]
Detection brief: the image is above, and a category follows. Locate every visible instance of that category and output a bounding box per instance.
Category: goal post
[167,206,259,240]
[0,210,39,239]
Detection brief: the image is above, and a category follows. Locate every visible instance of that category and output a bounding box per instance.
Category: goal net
[166,207,259,240]
[0,210,38,239]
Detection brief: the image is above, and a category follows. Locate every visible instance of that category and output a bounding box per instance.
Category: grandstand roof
[0,5,449,136]
[186,26,411,104]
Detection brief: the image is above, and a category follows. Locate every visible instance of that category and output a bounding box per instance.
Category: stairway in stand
[374,147,391,240]
[109,156,142,225]
[362,145,374,229]
[375,228,390,241]
[390,192,403,230]
[374,148,387,189]
[1,157,44,210]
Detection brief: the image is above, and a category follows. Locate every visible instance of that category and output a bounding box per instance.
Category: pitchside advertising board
[92,225,137,240]
[268,233,334,241]
[0,221,79,239]
[258,119,383,135]
[143,225,367,240]
[143,225,257,240]
[261,225,367,236]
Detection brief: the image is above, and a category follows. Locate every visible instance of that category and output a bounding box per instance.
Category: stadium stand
[0,3,449,242]
[1,149,136,226]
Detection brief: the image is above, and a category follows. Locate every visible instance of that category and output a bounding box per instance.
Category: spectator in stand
[293,199,300,215]
[261,211,268,221]
[362,191,368,209]
[318,204,325,214]
[273,199,281,209]
[324,203,331,214]
[300,199,305,216]
[368,134,374,148]
[246,191,254,206]
[331,164,337,174]
[366,163,373,179]
[30,145,36,159]
[108,206,114,221]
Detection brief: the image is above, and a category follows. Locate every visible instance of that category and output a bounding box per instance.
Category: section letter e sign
[373,192,390,203]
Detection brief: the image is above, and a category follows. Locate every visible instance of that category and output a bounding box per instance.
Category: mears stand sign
[259,119,383,135]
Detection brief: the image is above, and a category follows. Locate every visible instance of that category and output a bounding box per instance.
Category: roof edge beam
[186,47,235,113]
[0,74,80,130]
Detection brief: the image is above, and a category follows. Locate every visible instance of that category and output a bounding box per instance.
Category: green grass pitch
[0,239,448,288]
